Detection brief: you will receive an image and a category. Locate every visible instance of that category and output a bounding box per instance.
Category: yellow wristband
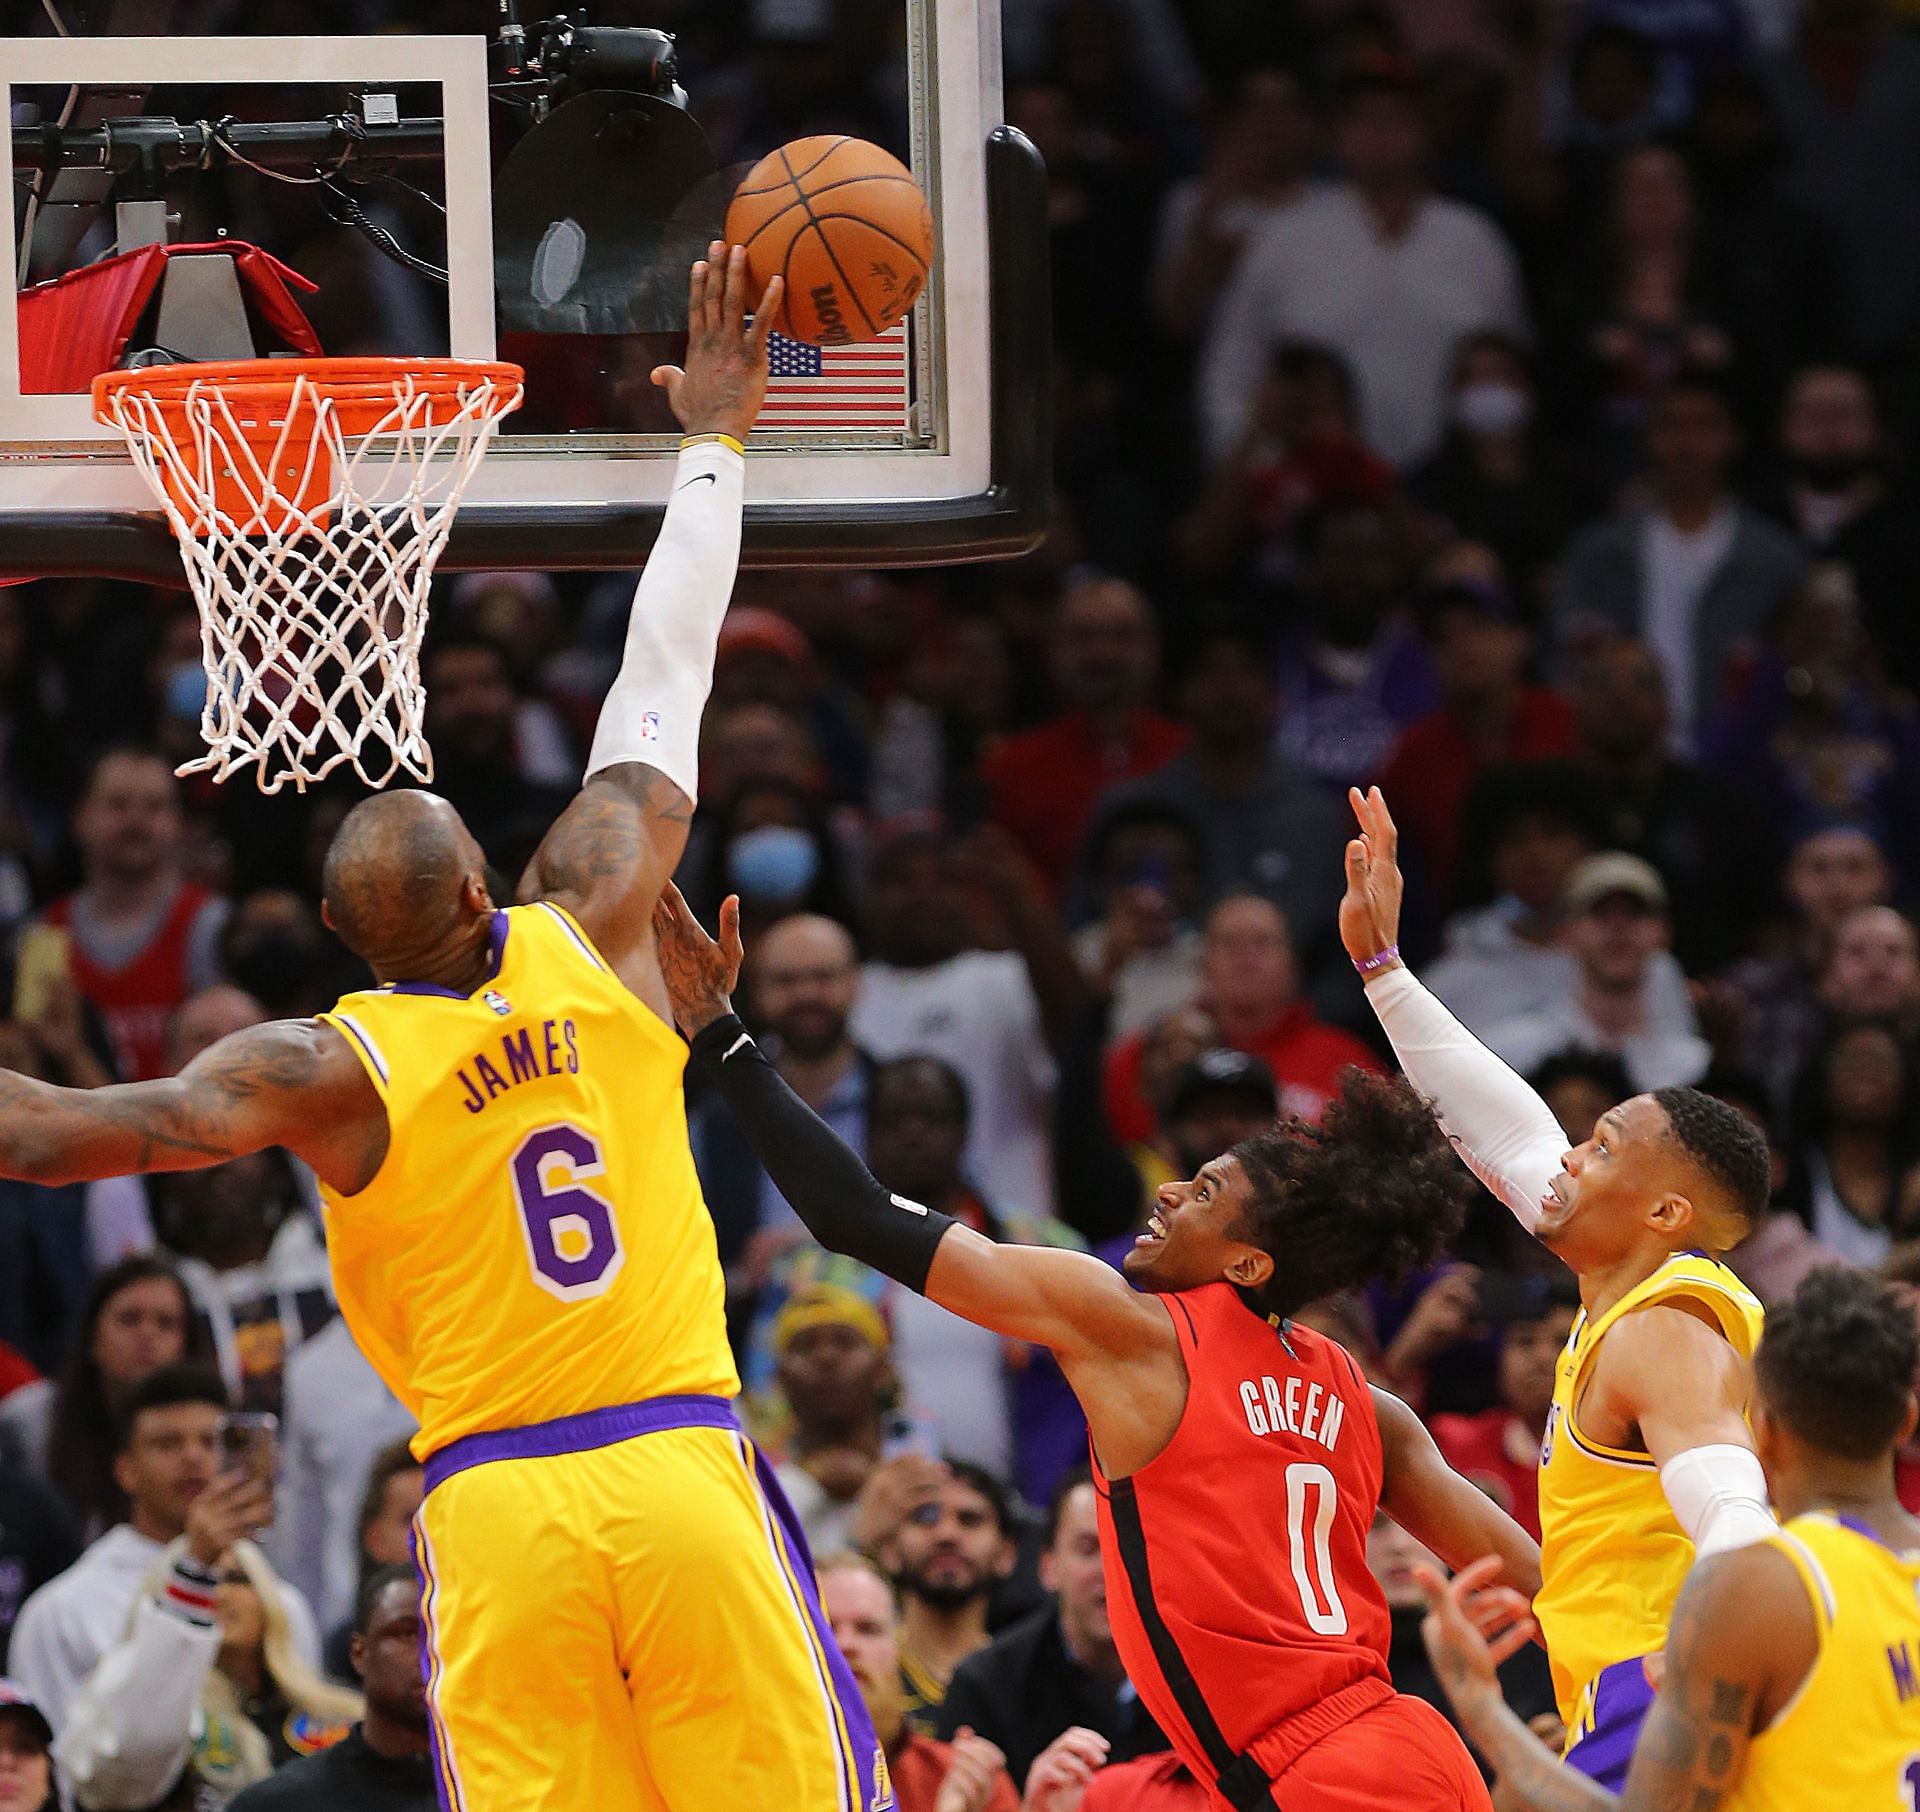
[679,432,746,457]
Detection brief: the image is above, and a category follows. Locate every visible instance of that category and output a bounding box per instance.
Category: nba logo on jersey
[639,710,661,741]
[1540,1403,1561,1466]
[482,989,513,1017]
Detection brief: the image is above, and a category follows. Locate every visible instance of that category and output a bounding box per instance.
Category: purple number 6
[1904,1756,1920,1812]
[510,1123,625,1301]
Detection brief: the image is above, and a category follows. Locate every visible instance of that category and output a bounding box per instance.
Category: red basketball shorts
[1243,1692,1493,1812]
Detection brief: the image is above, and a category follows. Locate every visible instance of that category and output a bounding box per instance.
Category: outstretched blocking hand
[1416,1556,1539,1709]
[651,882,744,1037]
[650,241,783,444]
[1340,785,1405,970]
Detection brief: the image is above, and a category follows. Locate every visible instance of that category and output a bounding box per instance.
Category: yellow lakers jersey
[316,902,738,1457]
[1535,1252,1765,1722]
[1729,1513,1920,1811]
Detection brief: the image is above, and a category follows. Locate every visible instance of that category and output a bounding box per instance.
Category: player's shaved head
[322,792,489,973]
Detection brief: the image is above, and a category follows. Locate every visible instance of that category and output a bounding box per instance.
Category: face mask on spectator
[727,826,820,904]
[165,662,208,722]
[1453,383,1531,437]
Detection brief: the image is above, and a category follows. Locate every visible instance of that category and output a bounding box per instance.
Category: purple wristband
[1352,944,1399,978]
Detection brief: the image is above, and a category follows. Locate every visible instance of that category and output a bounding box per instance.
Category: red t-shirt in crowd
[1081,1750,1210,1811]
[42,881,219,1082]
[983,709,1188,895]
[1429,1407,1543,1541]
[1103,1002,1384,1145]
[886,1729,1019,1812]
[1370,689,1577,902]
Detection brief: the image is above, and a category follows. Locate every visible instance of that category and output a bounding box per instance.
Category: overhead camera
[490,13,686,111]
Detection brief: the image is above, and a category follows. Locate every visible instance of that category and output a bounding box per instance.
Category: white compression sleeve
[585,438,747,805]
[1659,1443,1776,1558]
[1364,965,1569,1233]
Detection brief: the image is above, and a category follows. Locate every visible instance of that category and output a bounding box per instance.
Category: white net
[95,358,524,795]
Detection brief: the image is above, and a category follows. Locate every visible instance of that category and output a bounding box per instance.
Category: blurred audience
[1,1259,198,1543]
[858,1458,1017,1735]
[226,1566,432,1812]
[819,1552,1019,1812]
[1201,57,1528,468]
[938,1471,1152,1788]
[1483,851,1711,1088]
[767,1285,939,1557]
[1553,374,1807,752]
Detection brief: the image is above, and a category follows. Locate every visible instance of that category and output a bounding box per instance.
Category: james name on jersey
[455,1016,582,1114]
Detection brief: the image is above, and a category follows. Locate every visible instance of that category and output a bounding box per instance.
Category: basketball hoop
[93,356,525,795]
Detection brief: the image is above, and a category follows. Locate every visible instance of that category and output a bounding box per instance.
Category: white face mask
[1453,382,1532,437]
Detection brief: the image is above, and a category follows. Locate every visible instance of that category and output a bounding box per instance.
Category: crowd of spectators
[14,0,1920,1805]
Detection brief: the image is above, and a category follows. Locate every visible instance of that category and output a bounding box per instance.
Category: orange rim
[93,356,525,436]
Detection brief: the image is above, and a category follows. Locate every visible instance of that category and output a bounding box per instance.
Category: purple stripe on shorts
[1563,1656,1659,1794]
[422,1393,741,1493]
[748,1443,893,1811]
[409,1522,463,1812]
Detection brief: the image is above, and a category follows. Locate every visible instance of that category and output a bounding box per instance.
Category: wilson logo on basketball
[811,285,852,345]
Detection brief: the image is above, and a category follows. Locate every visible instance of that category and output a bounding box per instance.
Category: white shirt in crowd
[850,950,1057,1218]
[1483,988,1712,1094]
[1803,1152,1897,1273]
[269,1317,417,1637]
[1640,504,1736,755]
[10,1526,321,1737]
[1199,186,1528,468]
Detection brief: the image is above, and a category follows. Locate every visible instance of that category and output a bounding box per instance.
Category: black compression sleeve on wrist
[689,1014,956,1293]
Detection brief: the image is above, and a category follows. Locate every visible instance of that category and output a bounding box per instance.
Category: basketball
[724,136,934,346]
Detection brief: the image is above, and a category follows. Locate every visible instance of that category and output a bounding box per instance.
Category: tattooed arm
[0,1018,386,1195]
[518,763,694,974]
[1419,1545,1816,1812]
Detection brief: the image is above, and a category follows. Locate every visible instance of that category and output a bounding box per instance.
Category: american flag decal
[761,324,912,432]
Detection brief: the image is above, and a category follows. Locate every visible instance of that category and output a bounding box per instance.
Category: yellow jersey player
[0,247,893,1812]
[1342,787,1774,1789]
[1421,1263,1920,1812]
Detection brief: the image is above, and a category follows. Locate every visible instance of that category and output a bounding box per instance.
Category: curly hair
[1755,1266,1919,1462]
[1650,1085,1772,1232]
[1231,1069,1478,1319]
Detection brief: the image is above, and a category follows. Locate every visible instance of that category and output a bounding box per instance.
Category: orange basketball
[724,136,934,346]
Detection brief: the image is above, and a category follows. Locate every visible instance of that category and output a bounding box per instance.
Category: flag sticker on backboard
[762,324,911,431]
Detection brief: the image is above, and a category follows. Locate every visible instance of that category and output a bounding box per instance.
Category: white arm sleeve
[1659,1443,1777,1559]
[1364,966,1569,1233]
[56,1589,219,1811]
[585,439,747,805]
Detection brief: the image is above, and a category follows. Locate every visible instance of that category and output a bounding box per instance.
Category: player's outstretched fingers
[686,256,708,336]
[1365,784,1399,861]
[705,238,728,335]
[721,243,750,334]
[718,892,744,969]
[748,275,784,359]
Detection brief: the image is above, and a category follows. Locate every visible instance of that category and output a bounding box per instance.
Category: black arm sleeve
[689,1013,957,1293]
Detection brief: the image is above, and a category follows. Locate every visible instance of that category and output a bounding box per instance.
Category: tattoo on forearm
[0,1024,325,1174]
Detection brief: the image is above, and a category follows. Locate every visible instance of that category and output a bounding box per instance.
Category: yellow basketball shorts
[410,1394,891,1812]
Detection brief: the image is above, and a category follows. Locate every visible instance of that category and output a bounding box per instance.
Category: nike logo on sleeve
[677,472,718,491]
